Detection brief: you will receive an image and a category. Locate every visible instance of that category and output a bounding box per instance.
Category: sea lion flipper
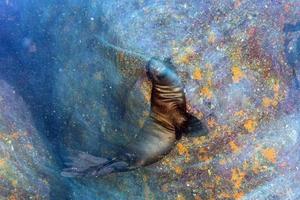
[61,151,136,177]
[183,113,208,137]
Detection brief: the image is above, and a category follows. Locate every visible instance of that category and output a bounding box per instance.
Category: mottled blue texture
[0,0,300,199]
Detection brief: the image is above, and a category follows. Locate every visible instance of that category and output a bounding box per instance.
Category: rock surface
[1,0,300,199]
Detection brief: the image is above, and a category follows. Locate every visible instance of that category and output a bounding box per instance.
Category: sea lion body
[61,40,206,177]
[123,58,188,167]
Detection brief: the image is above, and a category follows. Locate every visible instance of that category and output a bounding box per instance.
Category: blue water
[1,0,300,199]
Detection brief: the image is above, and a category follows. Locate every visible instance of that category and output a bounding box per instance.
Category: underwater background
[0,0,300,199]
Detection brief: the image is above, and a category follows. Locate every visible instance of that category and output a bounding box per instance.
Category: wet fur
[61,42,205,177]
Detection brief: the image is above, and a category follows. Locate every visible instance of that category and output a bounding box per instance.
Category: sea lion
[61,40,207,178]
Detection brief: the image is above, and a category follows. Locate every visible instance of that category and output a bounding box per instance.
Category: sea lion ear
[183,113,209,137]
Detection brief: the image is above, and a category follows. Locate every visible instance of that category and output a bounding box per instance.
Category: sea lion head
[146,57,180,86]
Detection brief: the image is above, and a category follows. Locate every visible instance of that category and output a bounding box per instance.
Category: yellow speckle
[244,119,257,133]
[261,148,277,164]
[262,97,273,108]
[177,143,190,162]
[177,193,186,200]
[117,52,125,63]
[208,31,216,44]
[207,169,212,176]
[272,100,278,107]
[219,159,227,165]
[200,86,213,99]
[220,193,231,198]
[178,47,195,65]
[11,179,17,187]
[231,66,245,83]
[242,161,249,170]
[252,157,262,174]
[193,68,202,80]
[180,55,191,65]
[229,141,240,153]
[230,47,242,62]
[161,184,169,193]
[141,79,151,102]
[231,168,246,189]
[273,81,280,94]
[234,110,245,117]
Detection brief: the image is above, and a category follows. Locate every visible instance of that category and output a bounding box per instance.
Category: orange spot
[0,159,6,167]
[177,143,190,161]
[273,81,280,94]
[194,195,202,200]
[200,87,213,99]
[193,68,202,80]
[262,97,273,108]
[215,175,222,184]
[0,133,7,141]
[231,168,246,189]
[244,119,257,133]
[207,118,217,128]
[262,97,278,108]
[174,166,183,175]
[177,143,187,155]
[198,147,211,162]
[261,148,277,163]
[220,193,231,198]
[233,192,244,200]
[232,66,245,83]
[229,141,240,153]
[11,132,21,140]
[8,195,18,200]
